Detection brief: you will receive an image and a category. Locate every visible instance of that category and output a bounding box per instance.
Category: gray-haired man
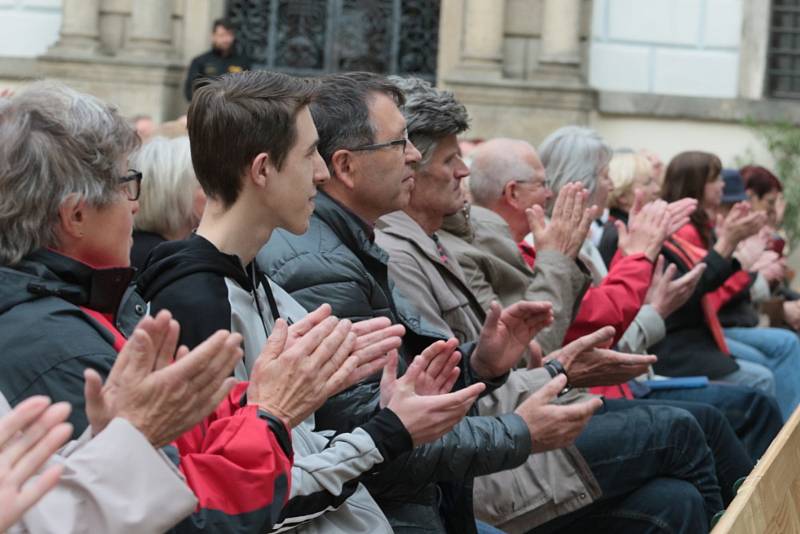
[373,77,731,534]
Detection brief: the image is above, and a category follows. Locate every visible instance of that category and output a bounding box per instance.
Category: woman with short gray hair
[129,135,205,270]
[0,81,306,533]
[539,125,613,209]
[0,82,141,267]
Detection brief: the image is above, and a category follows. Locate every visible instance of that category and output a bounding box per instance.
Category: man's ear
[58,194,86,239]
[330,149,356,190]
[248,152,273,188]
[503,180,521,210]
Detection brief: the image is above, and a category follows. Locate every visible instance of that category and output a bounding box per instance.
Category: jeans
[619,398,752,505]
[646,382,782,461]
[531,401,722,534]
[717,357,776,396]
[725,326,800,420]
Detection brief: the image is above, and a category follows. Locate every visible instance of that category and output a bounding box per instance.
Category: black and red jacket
[0,249,293,532]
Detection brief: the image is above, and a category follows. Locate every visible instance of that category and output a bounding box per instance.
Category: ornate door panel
[227,0,440,81]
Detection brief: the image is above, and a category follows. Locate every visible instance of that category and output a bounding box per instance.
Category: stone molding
[598,90,800,125]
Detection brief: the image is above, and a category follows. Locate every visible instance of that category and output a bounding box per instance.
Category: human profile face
[593,165,613,209]
[349,92,422,221]
[633,170,661,203]
[513,147,551,212]
[748,189,779,226]
[71,160,140,268]
[211,25,235,54]
[409,134,470,221]
[267,106,330,235]
[703,173,724,209]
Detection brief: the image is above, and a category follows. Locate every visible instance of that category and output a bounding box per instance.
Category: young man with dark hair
[139,70,483,533]
[183,18,251,101]
[258,71,605,534]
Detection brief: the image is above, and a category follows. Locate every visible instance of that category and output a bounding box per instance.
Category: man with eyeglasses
[258,72,603,534]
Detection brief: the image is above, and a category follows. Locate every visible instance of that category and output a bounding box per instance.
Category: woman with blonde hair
[129,136,206,270]
[598,150,661,265]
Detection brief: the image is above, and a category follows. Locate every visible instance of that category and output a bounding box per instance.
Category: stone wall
[0,0,224,121]
[0,0,62,57]
[439,0,595,144]
[589,0,743,98]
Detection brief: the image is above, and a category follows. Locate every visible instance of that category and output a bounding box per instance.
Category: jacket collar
[313,190,388,264]
[441,202,475,242]
[377,210,464,277]
[22,249,135,314]
[468,204,514,233]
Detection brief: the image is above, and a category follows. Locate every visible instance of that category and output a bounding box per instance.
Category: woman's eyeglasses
[118,170,143,201]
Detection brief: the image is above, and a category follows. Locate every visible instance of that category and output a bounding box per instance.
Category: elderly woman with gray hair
[0,82,331,533]
[538,126,670,348]
[129,135,206,270]
[539,126,782,462]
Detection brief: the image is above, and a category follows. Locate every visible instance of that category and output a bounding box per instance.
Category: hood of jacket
[0,249,135,317]
[137,234,253,301]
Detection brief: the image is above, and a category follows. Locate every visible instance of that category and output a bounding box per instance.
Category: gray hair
[389,76,469,167]
[539,125,612,198]
[0,82,140,265]
[130,136,199,239]
[468,138,536,206]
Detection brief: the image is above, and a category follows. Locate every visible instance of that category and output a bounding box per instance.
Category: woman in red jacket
[657,152,788,403]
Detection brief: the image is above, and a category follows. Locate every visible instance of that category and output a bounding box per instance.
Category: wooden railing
[712,405,800,533]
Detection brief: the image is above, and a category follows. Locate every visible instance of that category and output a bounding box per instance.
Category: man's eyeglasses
[118,169,143,201]
[348,131,409,153]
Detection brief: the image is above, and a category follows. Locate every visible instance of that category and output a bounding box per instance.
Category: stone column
[458,0,506,77]
[738,0,770,99]
[540,0,581,65]
[124,0,175,57]
[182,0,225,61]
[50,0,101,54]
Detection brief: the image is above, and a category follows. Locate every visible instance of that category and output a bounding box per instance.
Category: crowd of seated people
[0,70,797,534]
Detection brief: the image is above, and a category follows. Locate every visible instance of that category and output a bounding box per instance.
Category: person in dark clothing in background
[184,18,251,101]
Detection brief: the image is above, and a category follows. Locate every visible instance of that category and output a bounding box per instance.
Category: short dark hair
[741,165,783,198]
[662,150,722,247]
[212,18,235,33]
[187,70,315,207]
[309,72,405,168]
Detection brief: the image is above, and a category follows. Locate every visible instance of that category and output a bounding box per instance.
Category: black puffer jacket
[258,191,532,534]
[0,249,145,435]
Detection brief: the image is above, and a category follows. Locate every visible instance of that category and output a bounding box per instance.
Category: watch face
[228,65,244,73]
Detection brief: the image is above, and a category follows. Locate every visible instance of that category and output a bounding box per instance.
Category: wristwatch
[543,358,572,396]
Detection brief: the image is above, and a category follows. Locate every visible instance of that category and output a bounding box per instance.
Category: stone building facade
[0,0,798,165]
[0,0,225,122]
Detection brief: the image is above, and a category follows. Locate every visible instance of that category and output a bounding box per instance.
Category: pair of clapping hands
[0,305,489,530]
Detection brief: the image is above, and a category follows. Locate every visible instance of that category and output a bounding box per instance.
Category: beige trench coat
[377,208,601,532]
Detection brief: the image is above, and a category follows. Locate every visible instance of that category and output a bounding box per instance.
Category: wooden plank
[713,405,800,534]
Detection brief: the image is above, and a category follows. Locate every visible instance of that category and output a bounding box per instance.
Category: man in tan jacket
[376,77,725,534]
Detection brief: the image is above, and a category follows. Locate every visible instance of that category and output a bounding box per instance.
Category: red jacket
[88,312,294,532]
[519,244,653,347]
[170,382,293,531]
[519,243,652,399]
[674,223,751,313]
[563,251,653,347]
